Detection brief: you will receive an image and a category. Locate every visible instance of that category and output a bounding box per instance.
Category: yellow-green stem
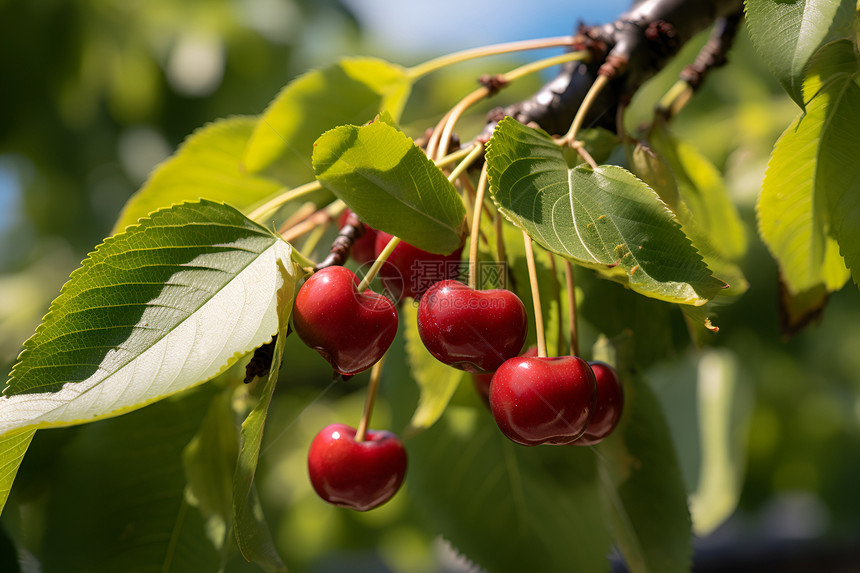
[248,180,323,223]
[468,163,490,289]
[355,356,386,442]
[356,235,401,293]
[407,36,577,79]
[522,230,547,358]
[434,50,589,162]
[655,79,693,120]
[447,143,484,184]
[560,74,610,146]
[564,260,579,357]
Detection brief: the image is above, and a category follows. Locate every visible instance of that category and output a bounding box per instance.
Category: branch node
[478,74,509,96]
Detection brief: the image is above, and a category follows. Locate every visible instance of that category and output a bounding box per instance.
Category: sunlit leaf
[113,117,284,233]
[1,201,296,438]
[487,118,724,306]
[402,302,465,431]
[757,40,853,298]
[814,41,860,286]
[745,0,856,108]
[232,260,293,573]
[244,57,412,181]
[313,120,467,254]
[648,123,747,264]
[0,429,34,515]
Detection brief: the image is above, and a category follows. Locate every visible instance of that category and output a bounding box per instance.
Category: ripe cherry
[489,355,597,446]
[338,209,378,265]
[417,280,527,373]
[572,361,624,445]
[472,346,538,404]
[307,423,407,511]
[374,231,463,301]
[292,266,398,375]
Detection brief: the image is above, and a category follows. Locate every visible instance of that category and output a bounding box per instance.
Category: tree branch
[480,0,744,137]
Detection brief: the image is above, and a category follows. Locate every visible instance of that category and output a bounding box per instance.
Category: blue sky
[342,0,633,56]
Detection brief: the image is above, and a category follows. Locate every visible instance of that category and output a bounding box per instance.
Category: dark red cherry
[417,280,526,373]
[573,361,624,445]
[373,231,463,301]
[292,266,398,375]
[472,346,538,404]
[308,423,407,511]
[489,355,597,446]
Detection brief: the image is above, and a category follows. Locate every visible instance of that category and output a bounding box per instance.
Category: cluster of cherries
[292,212,624,511]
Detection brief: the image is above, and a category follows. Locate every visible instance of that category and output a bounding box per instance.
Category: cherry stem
[572,141,599,170]
[494,213,506,277]
[654,79,693,122]
[356,234,401,293]
[559,74,610,146]
[248,180,323,223]
[406,35,578,80]
[547,252,565,358]
[564,260,580,357]
[355,355,386,443]
[522,230,547,358]
[468,162,490,289]
[447,142,484,184]
[430,50,589,161]
[279,200,345,243]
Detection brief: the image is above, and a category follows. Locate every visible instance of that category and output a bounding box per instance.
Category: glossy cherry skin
[418,280,527,373]
[308,423,407,511]
[338,209,378,265]
[489,356,597,446]
[473,346,538,404]
[374,231,463,301]
[573,361,624,445]
[292,266,398,375]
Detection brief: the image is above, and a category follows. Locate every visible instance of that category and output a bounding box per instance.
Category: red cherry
[307,423,407,511]
[292,266,398,375]
[373,231,463,301]
[417,280,527,373]
[338,209,378,265]
[489,355,597,446]
[472,346,538,404]
[573,361,624,445]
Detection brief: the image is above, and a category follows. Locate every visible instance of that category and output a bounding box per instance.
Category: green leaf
[486,118,724,306]
[598,379,692,573]
[648,123,748,264]
[745,0,856,108]
[636,128,748,304]
[0,429,35,515]
[313,120,467,254]
[113,117,284,233]
[244,57,412,180]
[402,302,465,431]
[1,200,297,437]
[648,350,751,537]
[39,386,219,573]
[182,388,239,555]
[814,41,860,286]
[232,260,293,573]
[407,406,613,573]
[757,40,854,296]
